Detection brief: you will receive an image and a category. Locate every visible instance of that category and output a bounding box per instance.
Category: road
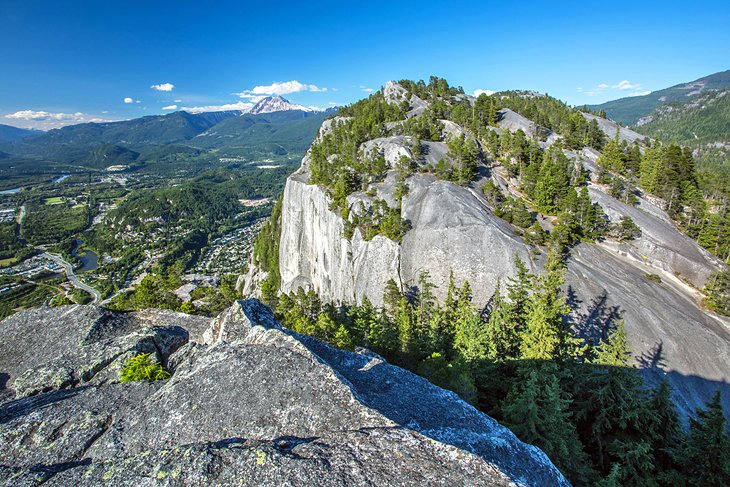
[43,252,102,304]
[15,204,102,304]
[16,205,26,225]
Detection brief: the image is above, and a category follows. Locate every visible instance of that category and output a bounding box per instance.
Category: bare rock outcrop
[581,112,646,144]
[0,301,568,486]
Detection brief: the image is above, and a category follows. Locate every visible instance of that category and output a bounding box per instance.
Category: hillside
[191,110,330,153]
[244,78,730,485]
[588,69,730,126]
[0,123,41,144]
[635,89,730,186]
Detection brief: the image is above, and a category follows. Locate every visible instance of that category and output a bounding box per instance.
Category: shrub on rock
[120,352,170,382]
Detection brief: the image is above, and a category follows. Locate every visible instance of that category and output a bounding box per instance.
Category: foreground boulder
[0,301,568,486]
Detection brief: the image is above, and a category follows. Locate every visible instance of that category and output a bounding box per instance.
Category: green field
[44,196,64,205]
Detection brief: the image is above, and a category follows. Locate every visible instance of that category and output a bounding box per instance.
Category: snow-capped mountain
[248,96,320,114]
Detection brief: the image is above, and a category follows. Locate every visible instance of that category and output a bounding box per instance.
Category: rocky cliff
[249,80,730,420]
[0,301,568,486]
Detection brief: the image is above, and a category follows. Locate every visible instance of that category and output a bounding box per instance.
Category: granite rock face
[258,81,730,422]
[0,300,568,486]
[566,243,730,420]
[278,161,534,307]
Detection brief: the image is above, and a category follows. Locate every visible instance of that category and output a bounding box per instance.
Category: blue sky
[1,0,728,129]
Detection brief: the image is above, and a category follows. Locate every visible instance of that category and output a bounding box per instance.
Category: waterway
[72,239,99,273]
[0,174,70,195]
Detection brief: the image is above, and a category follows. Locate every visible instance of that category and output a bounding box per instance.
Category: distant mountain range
[0,105,332,170]
[0,124,42,144]
[588,70,730,126]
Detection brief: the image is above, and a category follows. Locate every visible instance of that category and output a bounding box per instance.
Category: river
[1,174,70,195]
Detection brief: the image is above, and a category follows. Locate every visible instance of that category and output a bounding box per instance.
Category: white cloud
[360,86,375,93]
[162,105,178,110]
[235,80,327,99]
[124,97,134,104]
[150,83,174,92]
[473,89,496,97]
[613,80,640,90]
[180,101,253,114]
[173,99,182,103]
[2,110,111,130]
[581,79,648,97]
[7,110,94,122]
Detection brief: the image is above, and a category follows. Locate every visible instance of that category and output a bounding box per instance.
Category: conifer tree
[396,297,419,360]
[333,325,355,351]
[580,320,651,475]
[681,390,730,486]
[383,278,402,319]
[647,380,686,481]
[519,252,575,361]
[502,364,593,483]
[485,282,521,360]
[597,130,624,173]
[347,295,377,346]
[594,320,630,367]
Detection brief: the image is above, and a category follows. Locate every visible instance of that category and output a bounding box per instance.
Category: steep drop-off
[0,301,567,486]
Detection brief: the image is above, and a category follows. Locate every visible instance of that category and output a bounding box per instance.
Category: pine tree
[416,270,438,327]
[502,364,593,483]
[639,145,664,194]
[681,390,730,486]
[383,278,402,319]
[313,311,339,342]
[347,296,377,346]
[647,380,686,482]
[519,253,576,361]
[703,270,730,316]
[333,325,355,351]
[396,297,419,360]
[579,321,651,475]
[594,320,630,367]
[597,131,625,173]
[485,282,521,360]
